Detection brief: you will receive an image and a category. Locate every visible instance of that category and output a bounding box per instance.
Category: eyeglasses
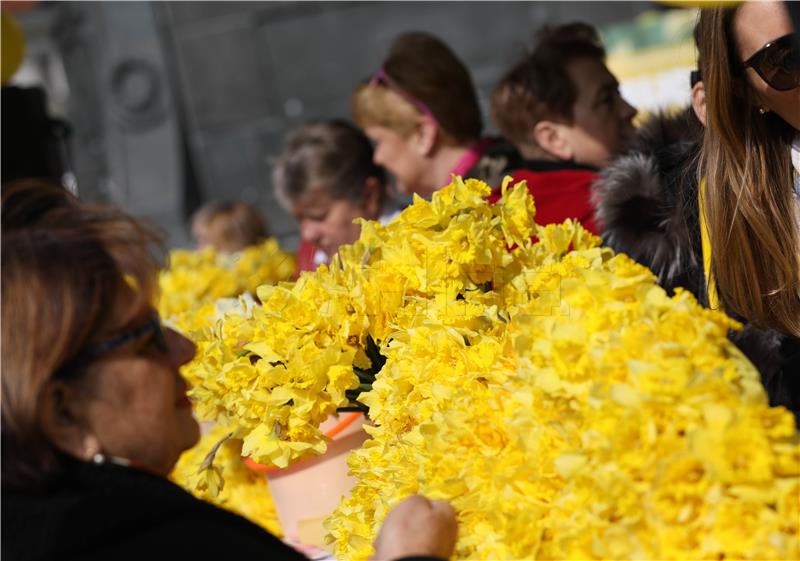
[743,33,800,92]
[369,66,439,123]
[81,316,168,361]
[59,316,169,377]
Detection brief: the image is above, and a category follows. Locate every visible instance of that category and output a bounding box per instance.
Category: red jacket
[294,239,320,278]
[488,161,601,235]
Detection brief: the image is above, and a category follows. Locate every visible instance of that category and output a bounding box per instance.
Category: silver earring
[759,107,768,115]
[92,453,106,465]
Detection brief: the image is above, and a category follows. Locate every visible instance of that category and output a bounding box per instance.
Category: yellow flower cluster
[328,270,798,560]
[157,238,296,319]
[159,238,294,528]
[170,424,282,537]
[183,289,361,467]
[184,178,529,466]
[181,177,798,559]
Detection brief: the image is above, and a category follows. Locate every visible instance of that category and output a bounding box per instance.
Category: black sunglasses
[743,33,800,92]
[59,316,169,378]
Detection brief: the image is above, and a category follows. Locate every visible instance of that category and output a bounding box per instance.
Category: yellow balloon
[1,11,26,85]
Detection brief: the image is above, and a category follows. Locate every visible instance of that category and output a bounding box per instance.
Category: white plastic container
[246,413,367,551]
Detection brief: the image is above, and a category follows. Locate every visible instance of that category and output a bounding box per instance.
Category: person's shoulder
[508,162,599,187]
[89,462,303,559]
[93,493,306,561]
[1,461,306,561]
[138,506,305,560]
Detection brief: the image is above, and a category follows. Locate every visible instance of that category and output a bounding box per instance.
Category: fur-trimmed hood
[592,109,705,297]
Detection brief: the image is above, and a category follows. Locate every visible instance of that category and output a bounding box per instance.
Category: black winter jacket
[2,456,443,561]
[2,457,308,561]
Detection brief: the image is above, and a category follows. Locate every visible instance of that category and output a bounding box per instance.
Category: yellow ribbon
[698,178,720,310]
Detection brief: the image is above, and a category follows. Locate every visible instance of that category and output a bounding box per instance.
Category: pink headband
[369,66,439,124]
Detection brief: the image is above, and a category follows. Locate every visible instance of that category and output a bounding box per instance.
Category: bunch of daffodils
[184,178,536,466]
[160,239,294,513]
[327,260,798,560]
[170,424,282,537]
[181,177,798,560]
[157,238,296,320]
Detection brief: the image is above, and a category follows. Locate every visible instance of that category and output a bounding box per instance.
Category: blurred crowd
[2,1,799,560]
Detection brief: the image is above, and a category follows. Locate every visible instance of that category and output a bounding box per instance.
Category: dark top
[2,456,444,561]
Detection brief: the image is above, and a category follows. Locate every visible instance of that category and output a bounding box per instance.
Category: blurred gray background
[10,1,661,250]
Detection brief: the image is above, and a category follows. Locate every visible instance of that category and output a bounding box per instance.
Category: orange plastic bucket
[244,412,367,550]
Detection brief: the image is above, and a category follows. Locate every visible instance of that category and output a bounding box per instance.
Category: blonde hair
[351,84,422,139]
[191,201,268,253]
[697,7,800,337]
[352,32,482,144]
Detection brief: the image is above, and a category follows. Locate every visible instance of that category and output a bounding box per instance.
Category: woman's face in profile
[77,302,200,475]
[734,0,800,130]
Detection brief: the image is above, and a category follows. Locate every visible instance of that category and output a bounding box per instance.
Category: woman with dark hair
[0,181,456,561]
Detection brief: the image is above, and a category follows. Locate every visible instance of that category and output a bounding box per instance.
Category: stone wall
[19,1,655,249]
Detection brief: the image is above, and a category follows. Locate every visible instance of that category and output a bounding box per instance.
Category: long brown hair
[1,181,163,487]
[697,7,800,336]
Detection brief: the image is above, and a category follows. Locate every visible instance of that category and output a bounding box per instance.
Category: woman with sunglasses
[352,32,520,198]
[694,1,800,421]
[1,181,456,561]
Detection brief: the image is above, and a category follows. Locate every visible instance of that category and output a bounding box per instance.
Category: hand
[371,494,457,561]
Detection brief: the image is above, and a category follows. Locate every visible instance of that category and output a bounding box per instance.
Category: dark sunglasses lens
[753,36,800,91]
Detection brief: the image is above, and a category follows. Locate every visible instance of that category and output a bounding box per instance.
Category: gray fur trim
[592,151,697,287]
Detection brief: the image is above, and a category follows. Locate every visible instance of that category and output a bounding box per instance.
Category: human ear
[38,380,100,462]
[362,176,383,220]
[413,116,439,157]
[691,81,707,127]
[532,121,574,161]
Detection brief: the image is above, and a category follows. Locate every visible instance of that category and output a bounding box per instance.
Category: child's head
[273,120,386,258]
[491,22,637,169]
[191,201,269,253]
[352,32,483,195]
